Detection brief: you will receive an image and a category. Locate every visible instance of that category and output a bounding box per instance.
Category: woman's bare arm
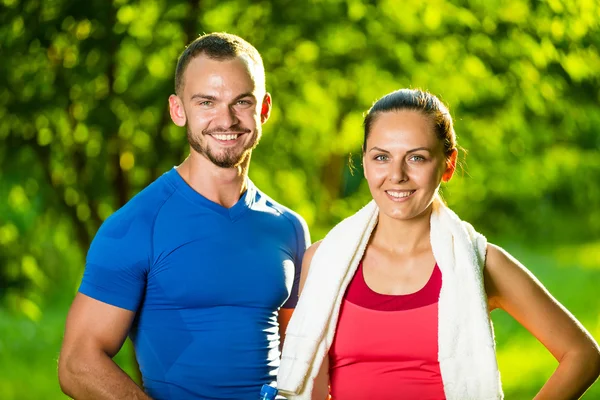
[484,244,600,399]
[296,240,330,400]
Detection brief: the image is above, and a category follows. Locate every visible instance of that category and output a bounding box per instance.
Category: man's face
[171,54,270,168]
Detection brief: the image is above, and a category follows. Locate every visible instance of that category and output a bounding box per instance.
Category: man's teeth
[387,191,414,198]
[213,134,238,140]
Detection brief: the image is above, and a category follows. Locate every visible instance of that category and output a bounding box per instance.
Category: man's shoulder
[252,187,310,240]
[255,189,303,221]
[98,171,178,237]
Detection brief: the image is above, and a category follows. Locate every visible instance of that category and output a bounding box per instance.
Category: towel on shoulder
[277,199,503,400]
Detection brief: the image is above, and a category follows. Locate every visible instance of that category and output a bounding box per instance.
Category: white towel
[277,199,503,400]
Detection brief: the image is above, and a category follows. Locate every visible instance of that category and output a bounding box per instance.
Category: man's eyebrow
[190,93,217,101]
[189,93,257,102]
[233,92,257,101]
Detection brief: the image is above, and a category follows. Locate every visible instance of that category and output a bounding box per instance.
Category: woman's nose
[388,159,408,183]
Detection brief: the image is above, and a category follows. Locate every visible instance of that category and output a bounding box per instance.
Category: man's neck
[176,152,251,208]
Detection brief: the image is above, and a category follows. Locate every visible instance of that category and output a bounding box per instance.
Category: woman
[277,89,600,399]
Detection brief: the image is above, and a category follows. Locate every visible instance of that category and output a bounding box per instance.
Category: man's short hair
[174,32,265,96]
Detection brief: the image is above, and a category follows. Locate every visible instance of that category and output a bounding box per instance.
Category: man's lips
[210,133,243,141]
[205,130,250,144]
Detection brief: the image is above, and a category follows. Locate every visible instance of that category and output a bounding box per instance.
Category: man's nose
[215,104,239,128]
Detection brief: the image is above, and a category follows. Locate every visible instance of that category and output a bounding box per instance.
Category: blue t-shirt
[79,168,310,400]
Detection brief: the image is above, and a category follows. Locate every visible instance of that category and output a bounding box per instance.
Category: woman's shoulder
[298,240,323,294]
[304,240,323,266]
[485,243,519,271]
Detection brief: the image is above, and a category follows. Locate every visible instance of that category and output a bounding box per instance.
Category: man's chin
[208,151,251,169]
[188,139,254,169]
[212,160,238,169]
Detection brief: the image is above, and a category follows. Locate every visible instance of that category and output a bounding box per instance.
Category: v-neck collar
[166,167,255,221]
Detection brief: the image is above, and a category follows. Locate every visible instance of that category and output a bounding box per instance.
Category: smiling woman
[362,109,456,222]
[277,89,600,400]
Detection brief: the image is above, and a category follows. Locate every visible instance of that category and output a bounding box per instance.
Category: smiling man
[58,33,310,400]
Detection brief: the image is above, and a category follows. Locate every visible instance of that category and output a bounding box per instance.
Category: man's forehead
[183,54,263,95]
[230,53,264,81]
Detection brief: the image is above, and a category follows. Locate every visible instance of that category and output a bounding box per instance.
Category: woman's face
[363,110,456,221]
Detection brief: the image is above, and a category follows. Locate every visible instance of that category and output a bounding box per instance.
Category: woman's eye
[374,155,389,161]
[409,155,425,162]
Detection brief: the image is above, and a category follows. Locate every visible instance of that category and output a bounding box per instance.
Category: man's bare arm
[58,293,151,399]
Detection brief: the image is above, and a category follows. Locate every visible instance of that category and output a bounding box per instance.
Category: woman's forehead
[368,110,440,148]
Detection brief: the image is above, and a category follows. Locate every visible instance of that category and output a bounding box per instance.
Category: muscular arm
[58,293,151,400]
[484,244,600,399]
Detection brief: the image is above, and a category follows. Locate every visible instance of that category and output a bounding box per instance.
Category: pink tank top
[329,262,446,400]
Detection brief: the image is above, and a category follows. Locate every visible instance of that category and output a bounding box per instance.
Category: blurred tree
[1,0,599,317]
[1,0,600,398]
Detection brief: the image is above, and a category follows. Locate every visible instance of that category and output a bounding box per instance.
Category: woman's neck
[371,206,433,255]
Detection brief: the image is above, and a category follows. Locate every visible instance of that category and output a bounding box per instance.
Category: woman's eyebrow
[368,146,432,153]
[368,146,390,153]
[406,147,432,153]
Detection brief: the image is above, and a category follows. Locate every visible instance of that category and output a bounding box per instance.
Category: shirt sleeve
[78,209,152,312]
[281,212,311,309]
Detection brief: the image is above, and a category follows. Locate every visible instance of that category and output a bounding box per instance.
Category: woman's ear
[442,148,458,182]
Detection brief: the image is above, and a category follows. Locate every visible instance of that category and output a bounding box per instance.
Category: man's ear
[260,93,272,124]
[169,94,187,127]
[442,148,458,182]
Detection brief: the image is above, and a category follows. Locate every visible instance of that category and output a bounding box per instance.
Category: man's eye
[237,100,252,105]
[199,101,212,106]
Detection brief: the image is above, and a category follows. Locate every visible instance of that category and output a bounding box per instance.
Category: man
[58,32,309,400]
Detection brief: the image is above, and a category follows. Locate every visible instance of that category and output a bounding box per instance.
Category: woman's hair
[362,89,457,159]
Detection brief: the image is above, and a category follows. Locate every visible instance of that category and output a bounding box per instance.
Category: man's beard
[187,125,261,169]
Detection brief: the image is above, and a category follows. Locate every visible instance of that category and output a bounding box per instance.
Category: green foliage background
[1,0,599,398]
